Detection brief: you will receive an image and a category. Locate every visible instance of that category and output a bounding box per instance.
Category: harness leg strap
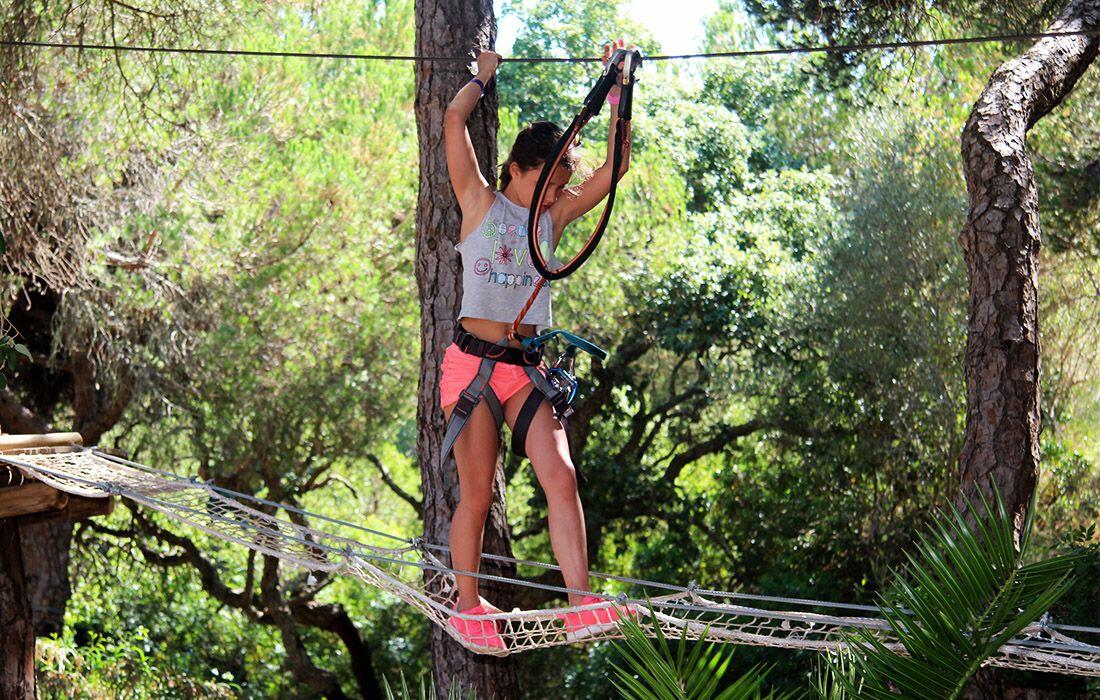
[511,365,573,458]
[509,384,582,481]
[510,390,544,458]
[482,388,504,430]
[440,356,502,462]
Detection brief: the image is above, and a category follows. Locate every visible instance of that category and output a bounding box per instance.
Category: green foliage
[699,4,815,170]
[1047,523,1100,667]
[824,489,1082,699]
[383,672,477,700]
[37,627,238,699]
[502,0,657,127]
[0,329,32,389]
[611,616,789,699]
[1035,441,1100,551]
[9,0,1099,697]
[27,1,427,695]
[645,101,752,212]
[739,0,1061,88]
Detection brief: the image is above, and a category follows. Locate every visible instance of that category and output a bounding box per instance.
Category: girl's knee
[541,460,578,498]
[457,493,494,518]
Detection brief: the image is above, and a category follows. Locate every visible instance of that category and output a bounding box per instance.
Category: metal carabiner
[621,50,636,86]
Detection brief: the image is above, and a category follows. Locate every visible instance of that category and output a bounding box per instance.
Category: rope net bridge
[2,446,1098,676]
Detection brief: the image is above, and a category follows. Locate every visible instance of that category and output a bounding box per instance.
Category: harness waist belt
[454,324,542,366]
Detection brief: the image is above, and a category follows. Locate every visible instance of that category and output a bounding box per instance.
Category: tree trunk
[956,0,1100,535]
[0,520,36,700]
[20,520,72,636]
[0,369,75,637]
[413,2,520,699]
[18,385,124,636]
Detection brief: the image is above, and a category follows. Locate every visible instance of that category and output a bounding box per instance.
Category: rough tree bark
[0,308,50,696]
[5,376,71,637]
[0,520,35,700]
[19,358,133,635]
[956,0,1100,534]
[414,2,520,698]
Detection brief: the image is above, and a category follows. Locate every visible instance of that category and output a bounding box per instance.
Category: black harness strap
[510,364,574,458]
[527,48,643,281]
[454,324,542,367]
[510,389,543,458]
[441,325,552,463]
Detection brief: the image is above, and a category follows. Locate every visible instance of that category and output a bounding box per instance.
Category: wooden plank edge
[5,495,115,527]
[0,482,69,520]
[0,432,84,451]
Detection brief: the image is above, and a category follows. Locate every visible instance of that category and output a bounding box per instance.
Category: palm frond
[611,614,791,699]
[825,486,1082,700]
[383,672,476,700]
[813,653,860,700]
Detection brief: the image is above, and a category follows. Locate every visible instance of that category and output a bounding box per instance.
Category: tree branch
[129,507,259,618]
[260,556,349,699]
[0,388,51,433]
[124,506,377,696]
[70,352,133,444]
[662,419,768,484]
[366,452,422,514]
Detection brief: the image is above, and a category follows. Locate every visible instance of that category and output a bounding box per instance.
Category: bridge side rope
[1,446,1098,675]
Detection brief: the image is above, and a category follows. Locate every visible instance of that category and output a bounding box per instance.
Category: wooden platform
[0,432,115,524]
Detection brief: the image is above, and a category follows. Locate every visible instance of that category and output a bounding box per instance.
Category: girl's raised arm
[444,50,501,215]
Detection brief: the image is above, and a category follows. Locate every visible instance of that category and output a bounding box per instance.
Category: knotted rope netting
[1,446,1097,675]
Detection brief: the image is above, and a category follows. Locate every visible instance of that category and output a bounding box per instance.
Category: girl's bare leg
[505,384,590,606]
[443,400,503,612]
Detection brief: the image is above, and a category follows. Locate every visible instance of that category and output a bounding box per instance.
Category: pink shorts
[439,342,534,408]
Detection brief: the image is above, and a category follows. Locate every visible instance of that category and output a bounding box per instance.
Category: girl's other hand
[601,38,627,67]
[603,39,628,102]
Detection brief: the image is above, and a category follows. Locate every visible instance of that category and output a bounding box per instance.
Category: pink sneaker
[448,604,508,653]
[556,595,637,641]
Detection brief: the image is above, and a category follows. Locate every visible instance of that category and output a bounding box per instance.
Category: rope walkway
[1,446,1098,675]
[3,28,1099,63]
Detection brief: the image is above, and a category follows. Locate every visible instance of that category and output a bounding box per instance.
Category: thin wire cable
[2,28,1098,64]
[1053,624,1100,635]
[2,451,892,627]
[35,473,1100,653]
[423,542,888,614]
[9,450,1100,663]
[91,449,907,615]
[645,28,1100,60]
[95,449,851,607]
[92,450,410,545]
[0,452,1084,647]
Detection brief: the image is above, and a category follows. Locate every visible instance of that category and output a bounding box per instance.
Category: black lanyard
[526,48,643,281]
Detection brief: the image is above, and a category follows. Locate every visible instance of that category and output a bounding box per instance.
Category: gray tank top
[455,191,560,334]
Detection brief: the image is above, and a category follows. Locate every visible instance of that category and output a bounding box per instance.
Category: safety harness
[440,48,641,464]
[439,325,607,462]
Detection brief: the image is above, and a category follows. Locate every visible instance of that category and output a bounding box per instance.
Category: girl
[440,41,634,651]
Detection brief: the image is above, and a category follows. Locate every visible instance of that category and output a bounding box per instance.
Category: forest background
[1,0,1097,696]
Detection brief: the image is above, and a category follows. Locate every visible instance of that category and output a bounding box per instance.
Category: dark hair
[498,121,582,191]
